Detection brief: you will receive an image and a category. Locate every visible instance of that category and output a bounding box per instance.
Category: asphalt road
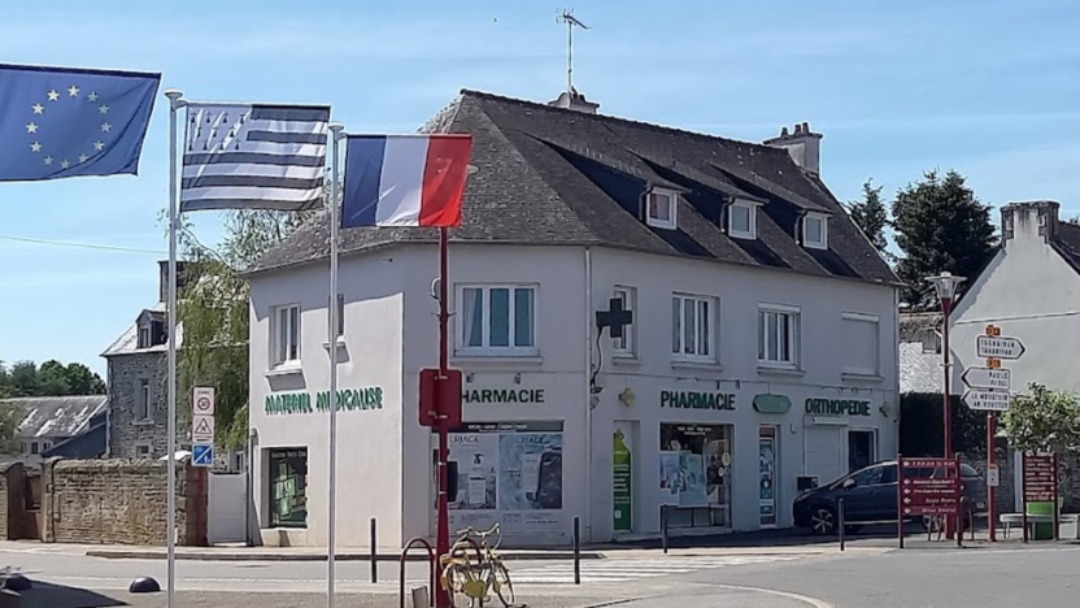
[8,539,1080,608]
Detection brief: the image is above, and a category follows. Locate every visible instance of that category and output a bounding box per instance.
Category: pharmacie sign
[265,387,383,415]
[660,390,735,411]
[462,388,545,404]
[804,397,871,417]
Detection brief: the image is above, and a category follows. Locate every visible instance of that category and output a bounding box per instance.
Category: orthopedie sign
[804,398,872,417]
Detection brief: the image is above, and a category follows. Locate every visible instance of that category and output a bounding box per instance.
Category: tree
[0,401,22,455]
[64,363,106,395]
[0,358,105,397]
[9,361,39,397]
[1002,383,1080,455]
[177,208,316,450]
[847,178,889,255]
[37,360,71,396]
[891,170,997,309]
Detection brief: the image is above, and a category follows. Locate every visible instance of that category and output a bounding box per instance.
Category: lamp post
[926,271,965,459]
[927,271,965,540]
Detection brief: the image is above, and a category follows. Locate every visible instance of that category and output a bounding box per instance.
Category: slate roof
[102,302,184,357]
[248,90,898,287]
[899,343,944,394]
[3,395,108,439]
[1051,221,1080,272]
[42,410,106,459]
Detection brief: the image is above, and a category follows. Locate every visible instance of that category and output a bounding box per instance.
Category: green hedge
[900,392,988,457]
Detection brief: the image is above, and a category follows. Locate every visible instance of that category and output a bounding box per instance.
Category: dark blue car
[793,460,988,535]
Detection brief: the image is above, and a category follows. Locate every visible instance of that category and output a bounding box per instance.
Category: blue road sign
[192,443,214,468]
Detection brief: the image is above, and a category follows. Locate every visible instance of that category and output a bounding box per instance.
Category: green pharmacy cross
[596,297,633,339]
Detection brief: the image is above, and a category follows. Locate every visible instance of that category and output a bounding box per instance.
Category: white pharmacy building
[245,89,901,548]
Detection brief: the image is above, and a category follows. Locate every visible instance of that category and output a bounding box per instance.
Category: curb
[85,550,606,562]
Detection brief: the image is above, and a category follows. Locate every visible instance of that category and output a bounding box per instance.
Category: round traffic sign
[196,397,212,412]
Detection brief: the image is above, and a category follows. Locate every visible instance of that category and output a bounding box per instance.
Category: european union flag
[0,63,160,182]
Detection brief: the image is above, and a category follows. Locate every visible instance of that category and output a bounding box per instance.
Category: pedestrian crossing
[504,554,808,584]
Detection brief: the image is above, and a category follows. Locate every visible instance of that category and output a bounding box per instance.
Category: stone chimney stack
[1000,200,1060,246]
[547,87,600,114]
[158,260,189,304]
[763,122,823,176]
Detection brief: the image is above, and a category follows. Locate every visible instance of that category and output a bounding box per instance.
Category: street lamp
[926,271,965,458]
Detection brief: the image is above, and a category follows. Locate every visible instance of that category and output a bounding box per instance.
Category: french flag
[341,134,473,228]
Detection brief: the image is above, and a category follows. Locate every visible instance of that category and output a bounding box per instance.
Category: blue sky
[1,0,1078,376]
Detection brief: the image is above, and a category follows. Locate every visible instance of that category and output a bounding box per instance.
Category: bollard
[371,517,378,584]
[573,516,581,585]
[661,505,669,554]
[838,498,846,551]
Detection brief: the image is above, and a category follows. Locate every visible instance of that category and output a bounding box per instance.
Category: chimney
[763,121,823,176]
[547,87,600,114]
[1000,200,1060,246]
[158,260,189,304]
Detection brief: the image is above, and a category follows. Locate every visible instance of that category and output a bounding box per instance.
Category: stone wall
[107,352,186,459]
[42,458,205,545]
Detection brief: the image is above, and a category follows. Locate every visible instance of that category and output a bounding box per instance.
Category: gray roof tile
[248,90,899,286]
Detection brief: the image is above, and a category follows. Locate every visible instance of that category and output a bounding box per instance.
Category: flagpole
[327,123,344,608]
[164,88,185,608]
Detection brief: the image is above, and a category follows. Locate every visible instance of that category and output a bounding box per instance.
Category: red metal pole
[435,227,451,608]
[988,413,996,541]
[897,454,905,549]
[1021,452,1029,543]
[1053,453,1060,541]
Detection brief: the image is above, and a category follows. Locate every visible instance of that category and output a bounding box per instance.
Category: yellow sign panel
[987,358,1001,369]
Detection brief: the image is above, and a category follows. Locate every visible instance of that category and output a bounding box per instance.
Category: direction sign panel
[900,458,960,516]
[193,387,215,416]
[962,389,1011,412]
[1023,455,1056,502]
[976,335,1025,360]
[962,367,1011,391]
[192,414,214,444]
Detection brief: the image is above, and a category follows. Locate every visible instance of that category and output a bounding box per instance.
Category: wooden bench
[1000,513,1080,539]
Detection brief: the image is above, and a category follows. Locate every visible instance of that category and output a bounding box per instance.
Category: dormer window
[646,189,678,230]
[728,200,757,239]
[803,213,828,249]
[138,325,151,349]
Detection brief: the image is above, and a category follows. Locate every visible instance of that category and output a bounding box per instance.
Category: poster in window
[439,421,565,535]
[613,428,633,531]
[759,428,777,525]
[659,424,731,511]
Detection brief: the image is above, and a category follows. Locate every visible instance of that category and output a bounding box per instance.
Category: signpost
[1021,453,1059,543]
[897,456,963,548]
[191,387,215,469]
[962,325,1025,541]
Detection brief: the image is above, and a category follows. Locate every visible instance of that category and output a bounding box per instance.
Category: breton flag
[180,103,330,212]
[0,63,159,182]
[341,134,472,228]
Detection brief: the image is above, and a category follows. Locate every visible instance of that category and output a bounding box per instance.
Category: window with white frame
[646,190,678,230]
[758,305,799,367]
[803,213,828,249]
[612,286,636,356]
[841,312,880,376]
[274,304,301,365]
[671,293,715,361]
[458,285,537,354]
[728,201,757,239]
[137,325,151,349]
[136,378,152,421]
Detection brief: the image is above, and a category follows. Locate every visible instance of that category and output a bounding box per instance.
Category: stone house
[101,261,188,459]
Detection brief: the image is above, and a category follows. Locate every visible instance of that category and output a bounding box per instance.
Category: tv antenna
[556,9,589,95]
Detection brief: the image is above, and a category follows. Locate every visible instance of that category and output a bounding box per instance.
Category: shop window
[269,447,308,528]
[457,285,538,355]
[671,293,715,362]
[659,423,732,527]
[757,305,799,368]
[841,312,879,376]
[759,426,778,526]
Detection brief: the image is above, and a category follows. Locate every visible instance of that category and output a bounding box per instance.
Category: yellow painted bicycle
[439,523,516,607]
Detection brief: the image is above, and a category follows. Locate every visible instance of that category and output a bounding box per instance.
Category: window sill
[610,354,642,368]
[842,371,885,383]
[757,364,805,377]
[452,354,544,367]
[671,359,722,372]
[266,365,304,378]
[132,420,155,426]
[321,338,347,350]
